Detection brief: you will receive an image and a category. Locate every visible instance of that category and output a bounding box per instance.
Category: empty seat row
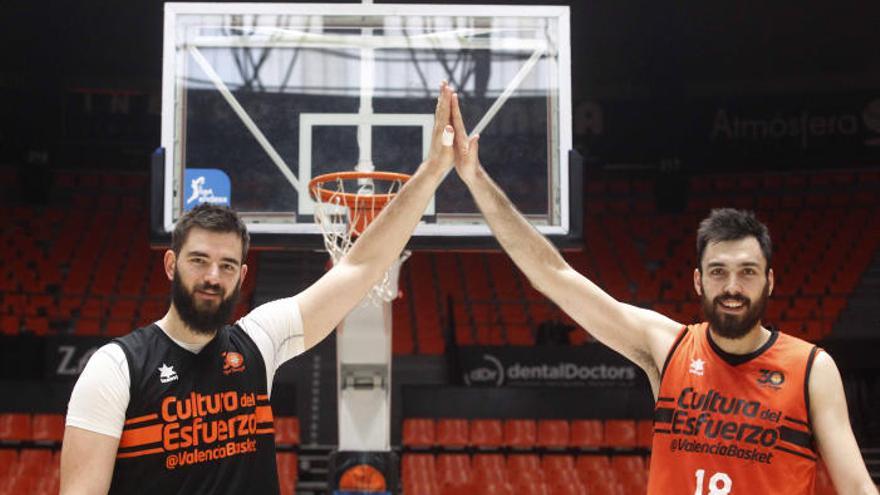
[402,453,648,495]
[402,419,651,449]
[0,414,64,443]
[276,452,298,495]
[0,448,60,495]
[0,443,296,493]
[0,413,298,447]
[0,301,252,336]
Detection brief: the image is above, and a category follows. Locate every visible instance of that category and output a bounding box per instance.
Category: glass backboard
[156,3,578,249]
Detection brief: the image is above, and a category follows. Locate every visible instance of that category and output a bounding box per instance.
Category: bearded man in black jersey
[60,82,461,495]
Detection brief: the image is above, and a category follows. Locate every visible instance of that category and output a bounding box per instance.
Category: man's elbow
[529,265,570,300]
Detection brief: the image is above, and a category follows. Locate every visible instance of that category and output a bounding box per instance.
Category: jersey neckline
[705,326,779,366]
[150,322,224,355]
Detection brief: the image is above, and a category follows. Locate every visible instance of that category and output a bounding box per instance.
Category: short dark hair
[171,204,250,261]
[696,208,772,271]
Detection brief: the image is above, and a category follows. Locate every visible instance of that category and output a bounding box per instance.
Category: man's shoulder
[772,328,819,357]
[87,342,129,372]
[114,323,161,349]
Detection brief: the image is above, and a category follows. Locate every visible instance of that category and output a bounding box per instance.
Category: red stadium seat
[392,295,415,355]
[570,420,603,448]
[26,295,54,317]
[552,481,588,495]
[274,417,300,446]
[504,419,536,448]
[1,293,27,316]
[0,413,32,442]
[470,420,503,448]
[575,455,611,476]
[636,419,653,448]
[406,481,441,495]
[476,481,514,495]
[17,448,53,478]
[23,316,50,335]
[2,474,37,494]
[435,419,469,448]
[109,299,139,320]
[402,453,437,492]
[402,453,435,476]
[31,414,65,443]
[604,420,636,448]
[74,317,101,336]
[512,480,551,495]
[819,296,847,319]
[436,454,471,488]
[139,298,167,324]
[507,454,542,484]
[582,476,623,495]
[472,454,507,484]
[403,419,435,447]
[611,455,645,475]
[536,419,569,448]
[34,471,61,495]
[106,318,132,336]
[542,455,575,475]
[506,324,535,346]
[1,315,20,335]
[0,449,18,479]
[276,452,298,495]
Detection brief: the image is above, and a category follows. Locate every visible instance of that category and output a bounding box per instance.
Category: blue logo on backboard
[184,168,231,210]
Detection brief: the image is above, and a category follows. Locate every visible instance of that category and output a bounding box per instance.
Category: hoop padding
[309,171,411,303]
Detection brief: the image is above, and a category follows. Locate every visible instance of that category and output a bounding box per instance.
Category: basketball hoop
[309,170,412,303]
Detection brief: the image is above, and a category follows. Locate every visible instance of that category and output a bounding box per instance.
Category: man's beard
[171,268,241,336]
[700,281,769,340]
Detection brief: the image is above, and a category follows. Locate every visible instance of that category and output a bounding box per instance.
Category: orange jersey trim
[124,413,158,426]
[119,424,163,449]
[117,447,164,459]
[255,405,274,424]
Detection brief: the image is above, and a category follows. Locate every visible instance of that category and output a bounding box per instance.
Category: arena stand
[391,169,880,354]
[1,166,878,493]
[0,168,301,495]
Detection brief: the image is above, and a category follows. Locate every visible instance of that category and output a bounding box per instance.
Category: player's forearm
[838,474,880,495]
[341,159,445,275]
[860,483,880,495]
[462,164,568,293]
[841,480,880,495]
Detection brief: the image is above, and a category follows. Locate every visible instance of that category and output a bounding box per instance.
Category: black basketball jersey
[110,324,279,494]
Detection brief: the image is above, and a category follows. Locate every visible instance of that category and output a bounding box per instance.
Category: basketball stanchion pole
[310,172,411,494]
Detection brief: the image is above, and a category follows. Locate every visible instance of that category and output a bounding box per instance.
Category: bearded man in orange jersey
[448,93,878,494]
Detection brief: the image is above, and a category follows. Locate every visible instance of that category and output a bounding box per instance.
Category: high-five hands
[450,91,481,185]
[426,81,456,172]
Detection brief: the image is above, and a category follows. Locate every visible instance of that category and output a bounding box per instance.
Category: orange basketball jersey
[647,323,821,495]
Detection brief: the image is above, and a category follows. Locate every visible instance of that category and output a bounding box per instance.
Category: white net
[311,173,409,304]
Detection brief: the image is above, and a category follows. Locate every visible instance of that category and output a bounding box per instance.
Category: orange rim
[308,171,411,208]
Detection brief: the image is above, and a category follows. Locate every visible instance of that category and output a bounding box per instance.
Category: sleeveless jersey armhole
[113,337,138,418]
[804,345,821,432]
[660,325,689,383]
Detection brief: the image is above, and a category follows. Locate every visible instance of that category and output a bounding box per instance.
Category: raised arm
[297,82,456,350]
[450,95,681,389]
[809,352,879,495]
